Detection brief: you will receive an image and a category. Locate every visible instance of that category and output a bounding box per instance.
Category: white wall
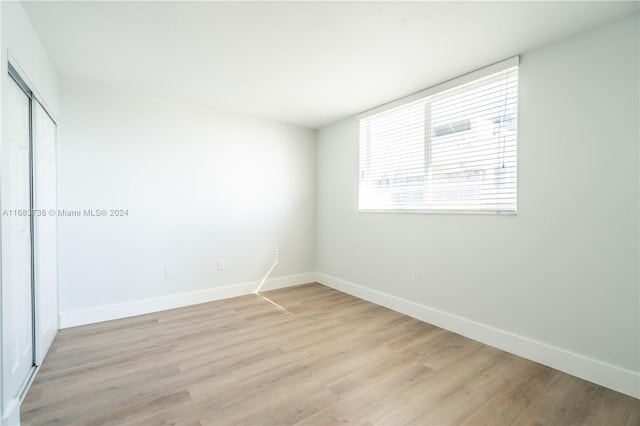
[0,2,59,425]
[1,2,58,117]
[316,14,639,397]
[58,81,316,326]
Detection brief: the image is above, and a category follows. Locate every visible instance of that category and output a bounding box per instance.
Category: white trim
[315,272,640,399]
[0,398,20,426]
[7,52,57,123]
[358,56,519,120]
[59,273,315,329]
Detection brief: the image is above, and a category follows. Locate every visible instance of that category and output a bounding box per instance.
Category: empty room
[1,1,639,425]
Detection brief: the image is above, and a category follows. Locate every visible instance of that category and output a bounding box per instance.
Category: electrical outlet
[412,270,421,284]
[217,259,225,271]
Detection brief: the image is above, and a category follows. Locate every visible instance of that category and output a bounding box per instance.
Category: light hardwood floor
[22,283,639,425]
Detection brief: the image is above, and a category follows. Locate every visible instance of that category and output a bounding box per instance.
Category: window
[359,57,518,213]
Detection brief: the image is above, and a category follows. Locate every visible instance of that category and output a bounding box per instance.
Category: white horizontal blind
[359,63,518,213]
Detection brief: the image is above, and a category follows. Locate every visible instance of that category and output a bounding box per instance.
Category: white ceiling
[21,1,640,129]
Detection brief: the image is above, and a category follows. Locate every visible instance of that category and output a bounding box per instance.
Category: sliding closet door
[33,101,58,364]
[2,75,35,400]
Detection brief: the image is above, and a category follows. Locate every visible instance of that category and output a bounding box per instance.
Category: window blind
[359,59,518,213]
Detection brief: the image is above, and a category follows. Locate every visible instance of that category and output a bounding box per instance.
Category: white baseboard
[59,272,315,329]
[316,272,640,399]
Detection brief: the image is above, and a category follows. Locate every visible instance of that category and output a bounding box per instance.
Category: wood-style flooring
[21,283,639,425]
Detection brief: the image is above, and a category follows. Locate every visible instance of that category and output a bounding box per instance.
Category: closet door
[2,74,35,401]
[34,101,58,364]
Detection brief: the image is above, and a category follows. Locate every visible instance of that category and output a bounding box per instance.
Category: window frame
[357,56,519,215]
